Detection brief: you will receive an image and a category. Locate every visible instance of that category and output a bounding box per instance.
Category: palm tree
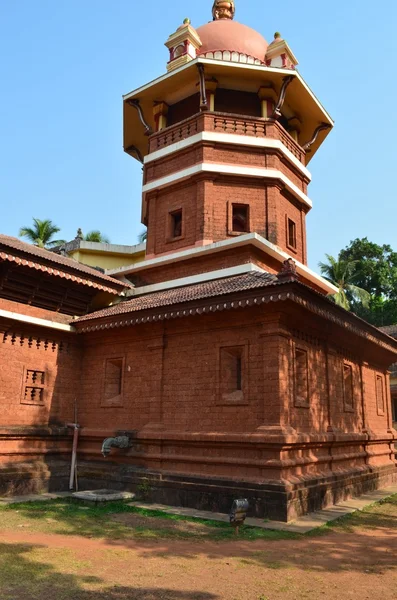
[319,253,370,310]
[19,218,65,249]
[83,230,110,243]
[138,229,147,243]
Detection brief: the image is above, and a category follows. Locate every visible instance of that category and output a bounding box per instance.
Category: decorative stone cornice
[75,282,397,356]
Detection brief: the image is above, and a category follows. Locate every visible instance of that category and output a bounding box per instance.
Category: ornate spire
[212,1,235,20]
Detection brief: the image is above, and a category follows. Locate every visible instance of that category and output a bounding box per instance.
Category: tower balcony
[148,112,306,165]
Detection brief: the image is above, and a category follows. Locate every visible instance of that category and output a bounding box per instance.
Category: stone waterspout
[101,436,130,458]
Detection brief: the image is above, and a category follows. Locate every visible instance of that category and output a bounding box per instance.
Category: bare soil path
[0,497,396,600]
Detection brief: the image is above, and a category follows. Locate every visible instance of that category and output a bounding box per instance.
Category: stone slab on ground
[130,484,397,534]
[0,491,73,505]
[72,489,136,503]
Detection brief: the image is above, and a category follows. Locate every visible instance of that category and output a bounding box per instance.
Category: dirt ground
[0,499,396,600]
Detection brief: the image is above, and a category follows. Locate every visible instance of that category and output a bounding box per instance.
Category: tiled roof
[76,271,280,323]
[0,234,129,293]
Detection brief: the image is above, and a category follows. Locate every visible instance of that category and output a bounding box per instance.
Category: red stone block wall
[76,309,393,440]
[146,182,198,256]
[145,145,308,195]
[78,309,267,434]
[145,176,307,262]
[0,325,81,429]
[0,298,72,324]
[362,364,391,432]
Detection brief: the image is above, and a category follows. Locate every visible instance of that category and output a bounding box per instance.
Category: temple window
[287,217,297,250]
[294,348,309,407]
[169,209,183,239]
[103,358,124,406]
[232,204,249,233]
[21,369,45,405]
[343,363,354,411]
[218,346,247,404]
[376,374,385,415]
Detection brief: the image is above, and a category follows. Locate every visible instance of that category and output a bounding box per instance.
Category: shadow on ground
[0,542,218,600]
[1,495,397,577]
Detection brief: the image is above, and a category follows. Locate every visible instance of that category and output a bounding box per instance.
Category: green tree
[83,230,110,243]
[339,238,397,326]
[319,253,370,311]
[340,238,397,298]
[19,218,65,249]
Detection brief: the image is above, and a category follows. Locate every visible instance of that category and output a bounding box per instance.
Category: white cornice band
[108,232,337,295]
[127,263,265,297]
[143,163,312,208]
[0,309,74,332]
[145,131,311,181]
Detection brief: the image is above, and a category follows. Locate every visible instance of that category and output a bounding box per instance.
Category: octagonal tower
[121,0,334,294]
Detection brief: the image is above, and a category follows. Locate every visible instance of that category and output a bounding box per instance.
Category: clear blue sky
[1,0,396,269]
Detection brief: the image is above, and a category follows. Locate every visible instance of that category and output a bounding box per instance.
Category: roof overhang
[123,57,333,164]
[107,232,338,296]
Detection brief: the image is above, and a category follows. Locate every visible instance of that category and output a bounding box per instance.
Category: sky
[0,0,396,270]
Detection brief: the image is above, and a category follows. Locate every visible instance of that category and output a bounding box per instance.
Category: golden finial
[212,1,235,20]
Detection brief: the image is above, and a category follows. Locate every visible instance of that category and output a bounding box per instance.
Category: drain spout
[101,436,130,458]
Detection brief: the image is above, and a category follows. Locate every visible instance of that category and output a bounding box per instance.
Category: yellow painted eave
[123,57,333,164]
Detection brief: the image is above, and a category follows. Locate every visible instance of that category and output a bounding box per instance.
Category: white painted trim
[144,131,311,181]
[142,163,312,208]
[107,233,337,295]
[127,263,265,297]
[0,309,75,332]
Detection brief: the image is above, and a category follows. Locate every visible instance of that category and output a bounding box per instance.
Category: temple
[0,1,396,521]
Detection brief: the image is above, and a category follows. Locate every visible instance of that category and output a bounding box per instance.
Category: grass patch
[0,493,396,543]
[0,498,298,542]
[308,493,397,536]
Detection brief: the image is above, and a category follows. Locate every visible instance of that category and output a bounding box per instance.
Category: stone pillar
[257,321,295,434]
[258,86,278,118]
[206,79,218,111]
[385,370,395,433]
[142,332,167,430]
[288,116,302,143]
[153,102,169,132]
[325,346,337,432]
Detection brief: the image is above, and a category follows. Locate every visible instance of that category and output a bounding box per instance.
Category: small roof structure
[0,234,129,295]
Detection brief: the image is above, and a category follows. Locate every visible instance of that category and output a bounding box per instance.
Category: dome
[196,20,268,64]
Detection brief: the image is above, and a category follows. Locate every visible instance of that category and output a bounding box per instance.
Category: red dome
[196,20,268,63]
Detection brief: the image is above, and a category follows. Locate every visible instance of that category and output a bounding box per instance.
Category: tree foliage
[319,253,370,310]
[322,238,397,326]
[83,230,110,243]
[340,238,397,298]
[19,218,65,249]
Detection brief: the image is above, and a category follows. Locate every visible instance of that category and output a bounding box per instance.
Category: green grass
[307,493,397,536]
[0,498,299,542]
[0,492,396,544]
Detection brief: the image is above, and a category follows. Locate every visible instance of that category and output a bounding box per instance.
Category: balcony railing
[149,112,306,164]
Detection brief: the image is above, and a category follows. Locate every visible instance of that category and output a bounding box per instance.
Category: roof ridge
[0,233,129,288]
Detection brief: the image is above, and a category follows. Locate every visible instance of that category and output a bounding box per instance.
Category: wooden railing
[149,112,306,164]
